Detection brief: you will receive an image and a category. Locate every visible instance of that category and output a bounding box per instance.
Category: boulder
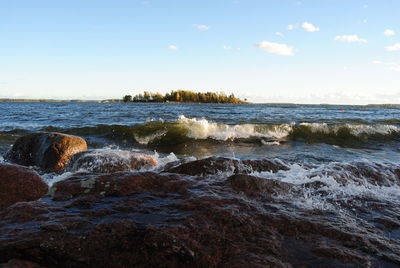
[164,156,288,176]
[228,174,292,197]
[0,170,398,267]
[67,150,157,173]
[6,132,87,171]
[0,163,48,210]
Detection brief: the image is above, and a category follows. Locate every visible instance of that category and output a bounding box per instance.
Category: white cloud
[301,22,320,32]
[167,45,178,50]
[334,35,367,43]
[372,60,382,64]
[254,41,294,56]
[384,29,396,36]
[223,45,240,51]
[385,43,400,51]
[287,24,298,30]
[193,24,209,30]
[275,32,284,37]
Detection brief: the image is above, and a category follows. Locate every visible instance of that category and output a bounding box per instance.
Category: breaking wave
[251,160,400,211]
[25,115,400,147]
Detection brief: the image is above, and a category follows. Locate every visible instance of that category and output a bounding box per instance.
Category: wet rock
[6,132,87,171]
[0,163,48,210]
[0,259,44,268]
[50,172,188,201]
[165,156,288,176]
[241,159,289,173]
[67,150,157,173]
[0,170,399,267]
[228,174,292,197]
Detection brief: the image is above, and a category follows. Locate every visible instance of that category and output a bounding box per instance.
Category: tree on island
[122,95,132,102]
[122,90,247,104]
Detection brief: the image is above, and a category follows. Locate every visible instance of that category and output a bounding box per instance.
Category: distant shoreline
[0,99,399,107]
[0,99,119,103]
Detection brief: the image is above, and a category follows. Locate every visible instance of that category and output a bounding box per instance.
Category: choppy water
[1,102,400,206]
[1,102,399,162]
[1,102,400,262]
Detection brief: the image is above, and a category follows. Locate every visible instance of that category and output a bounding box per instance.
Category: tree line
[122,90,247,104]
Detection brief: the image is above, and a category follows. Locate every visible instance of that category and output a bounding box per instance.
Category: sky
[0,0,399,104]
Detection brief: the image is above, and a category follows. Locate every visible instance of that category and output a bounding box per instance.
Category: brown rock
[6,132,87,171]
[0,163,48,210]
[0,259,44,268]
[165,156,288,176]
[50,171,188,201]
[67,150,157,173]
[228,174,292,197]
[0,170,399,267]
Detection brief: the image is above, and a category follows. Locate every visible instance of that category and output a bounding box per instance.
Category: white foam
[42,171,77,187]
[152,152,179,169]
[177,115,292,141]
[300,122,400,136]
[134,130,167,144]
[252,160,400,211]
[261,140,280,146]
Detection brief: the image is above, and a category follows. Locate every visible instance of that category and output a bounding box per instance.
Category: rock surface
[164,156,288,176]
[6,132,87,171]
[0,163,48,210]
[0,259,43,268]
[0,164,399,267]
[67,150,157,173]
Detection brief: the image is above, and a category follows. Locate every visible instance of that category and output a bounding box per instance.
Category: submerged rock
[0,163,48,210]
[67,150,157,173]
[0,169,398,267]
[164,156,288,176]
[6,132,87,171]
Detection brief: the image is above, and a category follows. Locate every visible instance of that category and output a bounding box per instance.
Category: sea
[1,102,400,211]
[1,101,400,265]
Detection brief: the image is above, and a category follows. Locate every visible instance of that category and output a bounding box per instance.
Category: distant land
[0,98,121,103]
[123,90,248,104]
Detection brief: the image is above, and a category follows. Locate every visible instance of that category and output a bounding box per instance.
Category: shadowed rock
[6,132,87,171]
[50,171,188,201]
[0,170,398,267]
[0,163,48,210]
[228,174,292,197]
[67,150,157,173]
[164,156,288,176]
[0,259,44,268]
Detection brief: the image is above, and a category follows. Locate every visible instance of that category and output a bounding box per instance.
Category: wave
[4,115,399,147]
[251,159,400,211]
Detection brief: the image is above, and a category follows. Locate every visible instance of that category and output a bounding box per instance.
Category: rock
[0,170,398,267]
[164,156,288,176]
[50,171,188,201]
[6,132,87,171]
[67,150,157,173]
[0,163,48,210]
[0,259,44,268]
[228,174,292,197]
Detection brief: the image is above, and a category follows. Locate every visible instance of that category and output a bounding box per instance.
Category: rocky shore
[0,132,399,267]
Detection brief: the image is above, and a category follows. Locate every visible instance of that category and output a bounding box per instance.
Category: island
[122,90,248,104]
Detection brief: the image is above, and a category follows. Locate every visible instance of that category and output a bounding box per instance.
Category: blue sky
[0,0,399,104]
